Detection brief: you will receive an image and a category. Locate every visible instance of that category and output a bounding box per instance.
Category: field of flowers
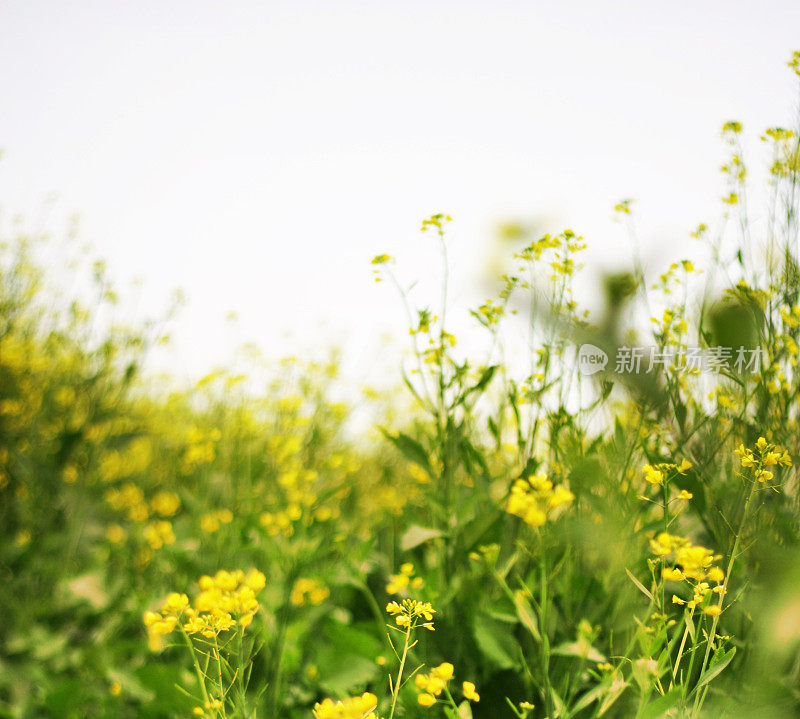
[2,52,800,719]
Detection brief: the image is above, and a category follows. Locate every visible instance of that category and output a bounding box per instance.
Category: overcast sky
[2,0,799,386]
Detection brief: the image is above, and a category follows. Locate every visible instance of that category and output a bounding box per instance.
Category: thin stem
[388,626,413,719]
[691,479,757,717]
[213,635,228,719]
[182,630,212,707]
[539,535,554,719]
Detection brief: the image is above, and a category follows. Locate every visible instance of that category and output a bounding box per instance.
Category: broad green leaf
[639,685,683,719]
[315,648,378,696]
[401,525,445,551]
[639,686,684,719]
[324,621,381,660]
[380,429,431,472]
[473,613,518,670]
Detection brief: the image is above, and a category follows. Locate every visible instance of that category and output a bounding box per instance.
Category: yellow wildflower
[462,681,480,702]
[313,692,379,719]
[642,464,664,485]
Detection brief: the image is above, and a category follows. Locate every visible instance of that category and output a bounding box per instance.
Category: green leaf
[694,647,735,691]
[685,612,695,643]
[570,681,610,714]
[380,429,431,473]
[472,613,518,670]
[513,590,541,642]
[487,416,499,441]
[639,686,684,719]
[626,568,653,601]
[551,640,606,663]
[314,647,378,696]
[462,365,497,401]
[400,525,445,551]
[597,678,629,716]
[324,621,381,660]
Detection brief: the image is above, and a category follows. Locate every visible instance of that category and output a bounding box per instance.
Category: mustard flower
[313,692,379,719]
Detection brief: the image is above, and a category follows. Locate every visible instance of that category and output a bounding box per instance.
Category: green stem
[691,479,757,717]
[213,635,228,719]
[388,626,413,719]
[539,537,554,719]
[672,608,695,684]
[181,630,211,707]
[443,683,460,711]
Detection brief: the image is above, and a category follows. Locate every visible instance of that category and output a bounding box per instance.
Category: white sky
[1,0,799,387]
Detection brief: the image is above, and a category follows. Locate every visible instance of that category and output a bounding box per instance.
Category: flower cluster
[312,692,380,719]
[506,474,574,527]
[414,662,480,707]
[105,485,181,541]
[386,562,423,595]
[415,662,454,706]
[420,213,453,235]
[144,569,266,650]
[650,533,725,614]
[192,698,223,716]
[150,491,181,517]
[386,599,435,631]
[735,436,792,483]
[200,509,233,533]
[290,578,330,606]
[143,520,175,549]
[181,426,218,474]
[641,459,691,486]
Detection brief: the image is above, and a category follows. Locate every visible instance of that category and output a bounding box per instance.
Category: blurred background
[2,0,799,386]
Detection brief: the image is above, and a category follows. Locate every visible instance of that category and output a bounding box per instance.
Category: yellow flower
[386,598,436,630]
[704,605,722,617]
[763,451,780,467]
[106,524,126,543]
[662,567,685,582]
[678,490,693,500]
[150,491,180,517]
[144,520,175,549]
[386,601,403,615]
[415,661,458,704]
[291,578,329,606]
[506,474,574,527]
[431,662,454,681]
[418,693,436,707]
[649,532,680,556]
[642,465,664,485]
[755,469,774,483]
[462,681,480,702]
[313,692,379,719]
[146,569,264,651]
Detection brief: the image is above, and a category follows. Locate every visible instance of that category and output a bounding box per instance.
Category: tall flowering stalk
[144,569,266,718]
